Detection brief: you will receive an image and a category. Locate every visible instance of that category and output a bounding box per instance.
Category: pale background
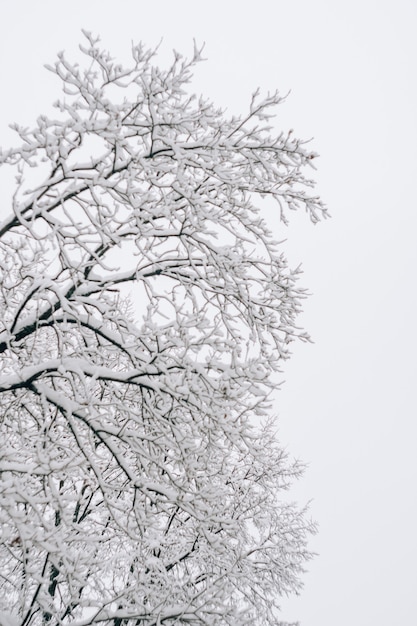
[1,2,416,625]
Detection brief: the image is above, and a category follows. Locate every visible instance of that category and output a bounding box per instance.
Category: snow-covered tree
[0,33,325,626]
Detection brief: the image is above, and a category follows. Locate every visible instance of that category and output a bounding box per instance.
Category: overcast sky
[1,2,416,625]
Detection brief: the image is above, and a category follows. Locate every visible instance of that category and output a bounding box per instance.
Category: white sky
[1,2,416,625]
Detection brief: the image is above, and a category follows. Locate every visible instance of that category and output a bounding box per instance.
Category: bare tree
[0,32,325,626]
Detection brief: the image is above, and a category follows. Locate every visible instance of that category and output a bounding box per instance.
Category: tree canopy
[0,33,325,626]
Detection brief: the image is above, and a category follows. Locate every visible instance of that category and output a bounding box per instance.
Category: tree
[0,33,325,626]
